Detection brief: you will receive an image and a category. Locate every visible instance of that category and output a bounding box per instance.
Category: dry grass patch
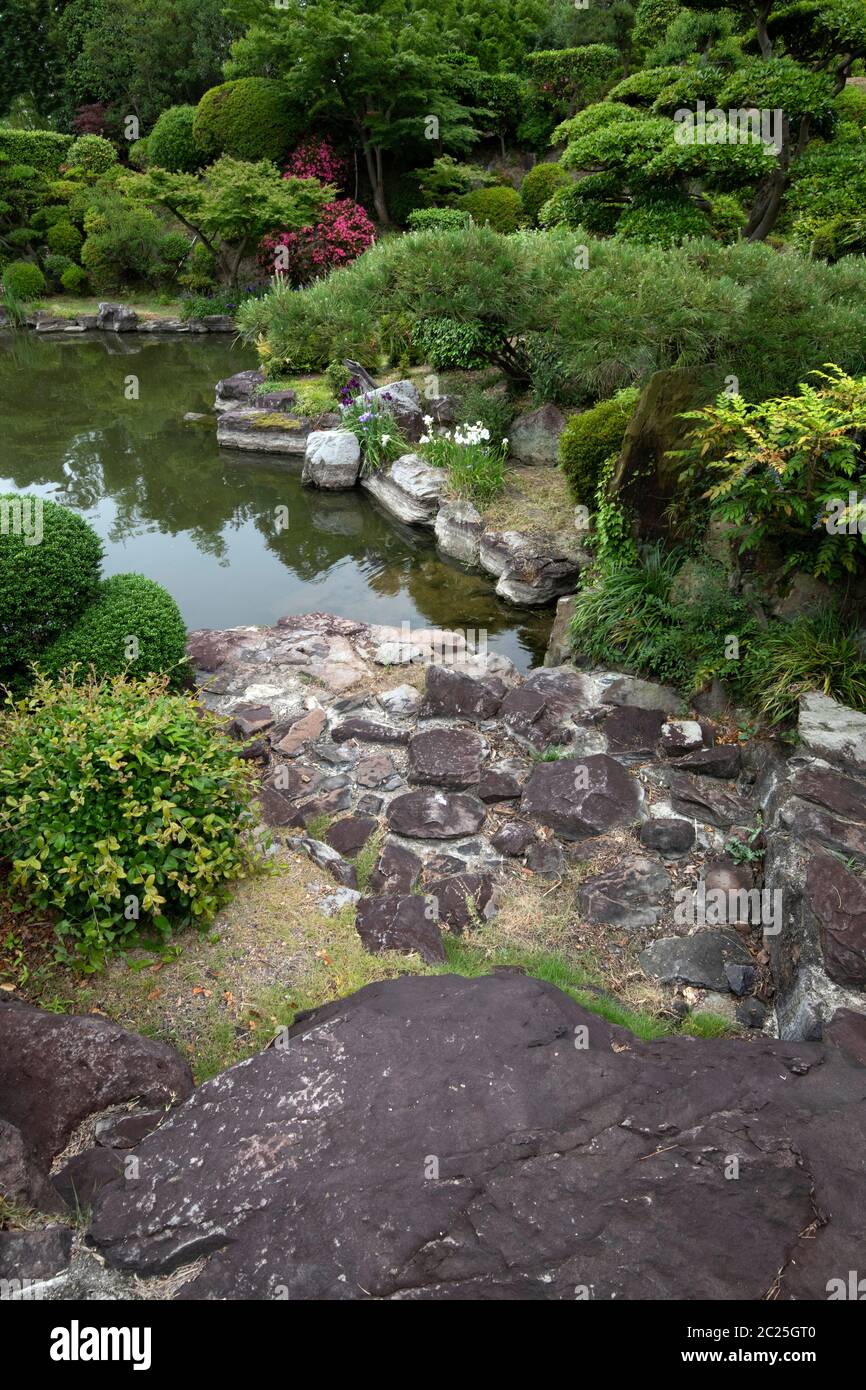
[479,464,574,535]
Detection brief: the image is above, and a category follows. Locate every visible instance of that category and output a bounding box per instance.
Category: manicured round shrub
[45,219,83,259]
[520,162,570,224]
[457,185,524,232]
[193,79,298,163]
[259,198,375,285]
[2,260,46,300]
[0,670,262,967]
[148,104,204,173]
[40,573,188,683]
[559,388,640,504]
[59,264,88,294]
[406,207,472,231]
[43,253,74,285]
[65,134,118,176]
[0,494,103,678]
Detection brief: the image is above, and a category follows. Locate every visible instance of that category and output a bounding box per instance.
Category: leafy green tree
[125,158,330,283]
[223,0,548,222]
[58,0,238,131]
[0,0,67,123]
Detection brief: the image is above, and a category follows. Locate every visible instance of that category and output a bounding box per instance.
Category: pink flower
[259,198,376,286]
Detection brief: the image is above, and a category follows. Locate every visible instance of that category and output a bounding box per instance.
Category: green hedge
[559,388,640,503]
[0,130,73,176]
[193,79,299,163]
[41,573,188,683]
[407,207,472,232]
[0,494,103,679]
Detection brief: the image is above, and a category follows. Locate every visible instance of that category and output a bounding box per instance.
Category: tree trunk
[755,1,773,59]
[744,114,810,242]
[362,138,390,224]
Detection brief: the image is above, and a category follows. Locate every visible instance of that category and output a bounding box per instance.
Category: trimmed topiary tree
[41,573,188,684]
[65,134,118,177]
[559,388,640,504]
[45,220,83,259]
[520,162,570,225]
[0,494,103,680]
[457,186,524,232]
[193,79,299,164]
[148,104,205,173]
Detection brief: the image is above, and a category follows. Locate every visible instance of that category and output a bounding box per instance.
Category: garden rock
[491,821,536,856]
[525,839,566,878]
[86,972,866,1300]
[675,745,741,779]
[434,501,484,566]
[670,773,753,828]
[0,999,193,1173]
[0,1226,72,1282]
[387,790,486,840]
[408,728,482,788]
[604,704,666,760]
[639,932,753,992]
[378,684,421,718]
[660,719,704,756]
[217,409,338,455]
[639,817,695,855]
[420,664,506,721]
[600,674,685,714]
[521,754,644,840]
[214,368,264,412]
[798,691,866,772]
[577,856,672,930]
[368,840,423,894]
[355,895,444,963]
[292,836,357,888]
[508,404,566,466]
[362,454,446,524]
[96,302,138,333]
[325,815,378,858]
[302,430,361,489]
[366,380,423,441]
[426,872,496,932]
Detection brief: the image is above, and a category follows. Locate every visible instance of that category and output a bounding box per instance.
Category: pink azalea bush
[283,136,349,189]
[259,198,376,286]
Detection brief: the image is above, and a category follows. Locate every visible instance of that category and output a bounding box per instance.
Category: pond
[0,332,552,670]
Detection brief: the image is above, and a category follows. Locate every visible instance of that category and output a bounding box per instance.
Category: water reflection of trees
[0,334,550,661]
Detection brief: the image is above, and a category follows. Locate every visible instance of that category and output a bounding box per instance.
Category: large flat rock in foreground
[88,974,866,1300]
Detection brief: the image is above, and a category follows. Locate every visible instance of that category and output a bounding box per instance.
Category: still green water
[0,332,551,670]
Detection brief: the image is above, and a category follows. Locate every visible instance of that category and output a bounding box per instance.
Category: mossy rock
[608,368,717,538]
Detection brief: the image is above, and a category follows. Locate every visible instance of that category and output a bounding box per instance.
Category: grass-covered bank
[0,841,736,1085]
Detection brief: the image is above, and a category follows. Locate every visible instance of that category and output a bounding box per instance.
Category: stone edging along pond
[213,367,590,608]
[0,300,235,335]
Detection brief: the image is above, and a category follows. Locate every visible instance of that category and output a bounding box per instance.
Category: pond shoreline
[0,300,235,335]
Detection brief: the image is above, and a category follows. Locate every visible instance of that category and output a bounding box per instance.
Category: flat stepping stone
[408,728,482,788]
[521,754,644,840]
[387,790,486,840]
[356,895,444,964]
